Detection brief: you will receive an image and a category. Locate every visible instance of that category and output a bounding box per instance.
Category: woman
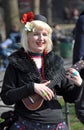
[1,12,83,130]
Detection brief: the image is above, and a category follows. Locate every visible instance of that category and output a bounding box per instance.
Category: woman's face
[28,29,49,53]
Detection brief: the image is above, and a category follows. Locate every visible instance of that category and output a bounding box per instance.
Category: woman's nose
[39,34,43,40]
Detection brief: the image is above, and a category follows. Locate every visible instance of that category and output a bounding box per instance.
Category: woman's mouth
[36,42,44,46]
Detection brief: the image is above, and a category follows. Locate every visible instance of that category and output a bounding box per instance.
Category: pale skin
[28,29,48,53]
[66,68,82,86]
[27,29,54,101]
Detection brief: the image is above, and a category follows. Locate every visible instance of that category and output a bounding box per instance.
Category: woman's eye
[43,33,48,36]
[34,33,39,36]
[33,32,48,36]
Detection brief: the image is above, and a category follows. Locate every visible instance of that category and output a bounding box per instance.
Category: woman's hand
[66,68,83,86]
[34,81,54,101]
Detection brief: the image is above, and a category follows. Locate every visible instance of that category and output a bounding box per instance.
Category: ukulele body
[22,94,44,111]
[22,60,84,111]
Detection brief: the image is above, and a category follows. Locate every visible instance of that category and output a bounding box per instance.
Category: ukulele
[22,60,84,111]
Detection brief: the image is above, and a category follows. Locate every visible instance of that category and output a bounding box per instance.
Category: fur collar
[9,48,64,79]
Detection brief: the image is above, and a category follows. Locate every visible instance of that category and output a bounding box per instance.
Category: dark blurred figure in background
[7,25,21,49]
[72,10,84,124]
[0,25,21,68]
[72,8,79,22]
[1,25,21,49]
[52,24,64,52]
[63,7,71,23]
[0,34,2,42]
[73,11,84,67]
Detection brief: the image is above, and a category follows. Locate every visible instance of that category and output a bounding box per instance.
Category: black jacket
[73,15,84,64]
[1,48,82,123]
[75,81,84,124]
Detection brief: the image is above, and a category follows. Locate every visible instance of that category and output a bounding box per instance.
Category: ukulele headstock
[72,60,84,71]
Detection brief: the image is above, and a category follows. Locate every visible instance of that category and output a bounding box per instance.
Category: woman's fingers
[66,68,82,86]
[41,87,54,101]
[34,81,54,101]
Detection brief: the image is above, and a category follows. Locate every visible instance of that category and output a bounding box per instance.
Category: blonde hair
[21,20,53,53]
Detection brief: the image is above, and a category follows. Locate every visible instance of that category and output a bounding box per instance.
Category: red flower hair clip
[21,12,34,24]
